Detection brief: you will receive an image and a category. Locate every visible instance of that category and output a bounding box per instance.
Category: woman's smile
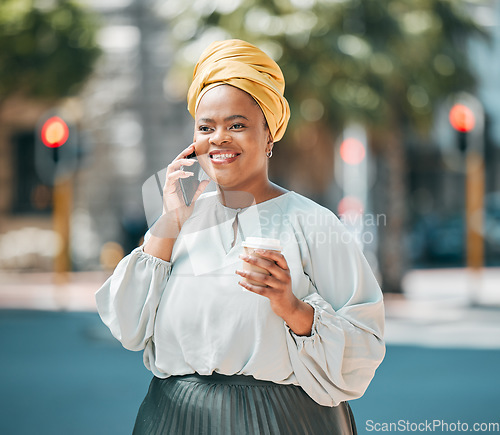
[208,149,241,164]
[194,84,273,195]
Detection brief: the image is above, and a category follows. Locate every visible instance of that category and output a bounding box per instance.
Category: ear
[267,131,274,146]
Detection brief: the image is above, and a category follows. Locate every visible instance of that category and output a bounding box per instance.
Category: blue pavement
[0,309,499,435]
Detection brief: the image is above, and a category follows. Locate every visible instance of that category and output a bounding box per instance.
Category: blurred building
[72,0,193,270]
[0,97,57,270]
[0,0,192,272]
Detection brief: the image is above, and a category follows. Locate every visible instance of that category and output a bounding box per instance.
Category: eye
[198,125,212,132]
[230,123,245,130]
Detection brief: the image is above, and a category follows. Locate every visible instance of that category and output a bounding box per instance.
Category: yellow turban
[187,39,290,142]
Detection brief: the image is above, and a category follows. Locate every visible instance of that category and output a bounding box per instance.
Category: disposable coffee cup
[241,237,282,287]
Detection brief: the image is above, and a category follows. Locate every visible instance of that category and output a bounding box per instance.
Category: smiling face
[194,84,273,195]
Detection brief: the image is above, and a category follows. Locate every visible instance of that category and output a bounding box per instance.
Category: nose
[209,127,231,145]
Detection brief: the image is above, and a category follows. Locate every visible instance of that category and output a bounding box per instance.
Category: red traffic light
[339,138,366,165]
[41,116,69,148]
[449,104,475,133]
[338,196,364,217]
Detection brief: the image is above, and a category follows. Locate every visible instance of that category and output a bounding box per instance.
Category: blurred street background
[0,0,499,434]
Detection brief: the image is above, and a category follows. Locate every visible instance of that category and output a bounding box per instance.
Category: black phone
[179,151,201,206]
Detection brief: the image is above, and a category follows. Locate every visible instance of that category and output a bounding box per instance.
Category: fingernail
[239,254,248,260]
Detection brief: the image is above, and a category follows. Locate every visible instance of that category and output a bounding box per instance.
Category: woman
[96,39,385,434]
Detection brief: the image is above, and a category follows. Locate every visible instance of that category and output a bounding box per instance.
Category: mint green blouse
[96,190,385,407]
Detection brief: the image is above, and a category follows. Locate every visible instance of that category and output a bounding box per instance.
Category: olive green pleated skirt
[132,372,357,435]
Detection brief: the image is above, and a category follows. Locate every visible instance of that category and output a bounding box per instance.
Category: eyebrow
[198,115,249,123]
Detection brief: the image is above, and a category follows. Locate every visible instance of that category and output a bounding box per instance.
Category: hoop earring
[266,150,273,158]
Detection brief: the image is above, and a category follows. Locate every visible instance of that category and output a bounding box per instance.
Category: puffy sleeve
[284,208,385,407]
[95,239,171,352]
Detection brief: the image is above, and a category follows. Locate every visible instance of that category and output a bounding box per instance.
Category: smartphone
[179,151,201,206]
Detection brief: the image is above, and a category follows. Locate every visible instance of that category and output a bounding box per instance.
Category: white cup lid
[242,237,281,251]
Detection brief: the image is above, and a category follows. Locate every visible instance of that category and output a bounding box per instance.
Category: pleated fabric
[132,373,357,435]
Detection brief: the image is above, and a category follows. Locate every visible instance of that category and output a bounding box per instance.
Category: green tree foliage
[0,0,101,102]
[167,0,484,132]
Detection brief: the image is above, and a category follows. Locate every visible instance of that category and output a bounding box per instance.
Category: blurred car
[485,192,500,259]
[410,192,500,267]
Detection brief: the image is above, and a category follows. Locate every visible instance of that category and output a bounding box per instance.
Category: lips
[209,150,241,164]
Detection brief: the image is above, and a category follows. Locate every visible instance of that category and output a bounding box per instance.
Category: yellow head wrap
[187,39,290,142]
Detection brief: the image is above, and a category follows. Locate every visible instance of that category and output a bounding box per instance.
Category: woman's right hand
[161,143,209,233]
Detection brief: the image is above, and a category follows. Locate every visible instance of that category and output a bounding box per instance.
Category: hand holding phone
[160,144,209,229]
[179,151,201,206]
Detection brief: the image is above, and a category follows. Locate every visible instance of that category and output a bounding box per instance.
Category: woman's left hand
[236,250,314,336]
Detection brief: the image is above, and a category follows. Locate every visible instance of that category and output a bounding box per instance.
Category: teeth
[211,153,237,160]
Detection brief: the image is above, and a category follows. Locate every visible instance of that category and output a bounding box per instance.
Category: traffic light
[40,116,70,148]
[447,94,484,155]
[449,103,476,133]
[447,93,485,287]
[335,125,368,221]
[35,112,77,185]
[337,195,364,217]
[334,123,377,250]
[339,137,366,166]
[449,103,476,153]
[34,111,79,276]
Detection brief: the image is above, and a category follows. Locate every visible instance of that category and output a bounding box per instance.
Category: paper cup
[241,237,282,287]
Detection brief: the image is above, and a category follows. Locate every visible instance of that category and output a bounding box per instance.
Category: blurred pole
[461,95,485,305]
[53,177,72,283]
[35,110,77,284]
[465,146,485,305]
[466,154,484,269]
